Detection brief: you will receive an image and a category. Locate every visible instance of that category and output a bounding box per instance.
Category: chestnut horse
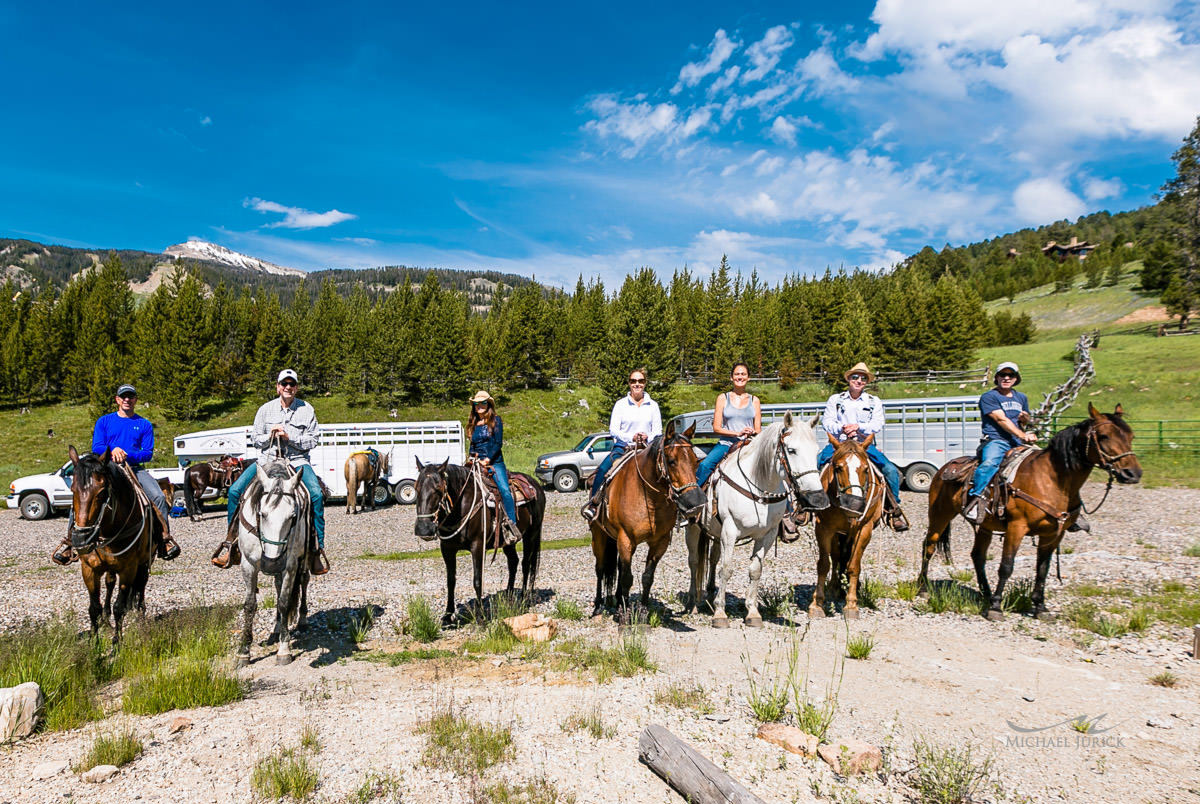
[345,448,390,514]
[68,446,156,645]
[590,421,706,622]
[810,436,885,620]
[918,404,1141,620]
[183,456,244,521]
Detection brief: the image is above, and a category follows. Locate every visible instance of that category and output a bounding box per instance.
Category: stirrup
[581,501,598,521]
[158,536,181,561]
[778,515,801,544]
[889,508,910,532]
[963,496,985,525]
[51,543,76,566]
[309,549,329,576]
[210,540,239,569]
[502,520,521,546]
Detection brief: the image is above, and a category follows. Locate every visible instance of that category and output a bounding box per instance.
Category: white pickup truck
[5,461,205,521]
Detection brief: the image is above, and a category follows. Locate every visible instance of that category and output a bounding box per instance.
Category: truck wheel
[20,493,51,521]
[394,480,417,505]
[553,468,580,493]
[904,463,937,494]
[373,483,392,506]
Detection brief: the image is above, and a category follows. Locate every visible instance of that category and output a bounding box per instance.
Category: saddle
[949,445,1039,521]
[589,446,643,524]
[121,464,170,552]
[480,469,539,508]
[351,448,381,471]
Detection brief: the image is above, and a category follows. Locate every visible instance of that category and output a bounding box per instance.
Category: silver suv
[535,432,615,493]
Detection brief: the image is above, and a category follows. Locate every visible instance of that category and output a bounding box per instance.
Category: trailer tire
[904,462,937,494]
[552,468,580,493]
[394,480,417,505]
[373,483,392,506]
[20,492,51,521]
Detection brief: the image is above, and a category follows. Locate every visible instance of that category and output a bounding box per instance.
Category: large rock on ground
[32,760,69,780]
[504,613,558,642]
[817,737,882,776]
[0,682,44,742]
[81,764,119,783]
[756,723,819,757]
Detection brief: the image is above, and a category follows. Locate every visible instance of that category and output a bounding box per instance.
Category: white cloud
[583,94,683,156]
[335,236,378,246]
[1083,176,1124,201]
[243,197,356,229]
[199,115,212,126]
[798,47,861,96]
[769,116,797,146]
[742,25,795,83]
[1012,177,1086,224]
[673,29,739,93]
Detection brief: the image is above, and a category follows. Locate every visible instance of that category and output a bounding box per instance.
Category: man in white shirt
[817,362,909,532]
[582,368,662,521]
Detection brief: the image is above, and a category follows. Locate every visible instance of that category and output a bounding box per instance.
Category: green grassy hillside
[984,268,1167,340]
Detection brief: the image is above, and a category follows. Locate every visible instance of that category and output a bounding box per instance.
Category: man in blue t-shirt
[964,362,1036,524]
[52,384,180,565]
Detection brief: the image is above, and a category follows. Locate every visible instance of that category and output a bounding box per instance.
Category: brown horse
[182,456,244,520]
[590,422,706,622]
[345,448,390,514]
[918,404,1141,620]
[810,436,885,620]
[68,446,156,645]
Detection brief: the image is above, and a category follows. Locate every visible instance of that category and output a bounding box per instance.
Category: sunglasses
[279,381,297,388]
[996,374,1017,380]
[847,373,867,381]
[118,393,137,399]
[628,378,646,385]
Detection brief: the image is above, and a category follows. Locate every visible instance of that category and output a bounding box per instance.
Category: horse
[345,448,391,514]
[810,435,886,620]
[183,456,244,521]
[413,458,545,625]
[67,446,156,645]
[918,403,1141,621]
[684,413,829,628]
[234,457,312,665]
[589,421,706,623]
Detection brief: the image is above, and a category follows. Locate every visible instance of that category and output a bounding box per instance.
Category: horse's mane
[832,438,868,461]
[733,421,787,489]
[75,453,126,492]
[1047,413,1131,473]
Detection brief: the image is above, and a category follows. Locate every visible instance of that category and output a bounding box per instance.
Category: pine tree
[600,268,673,404]
[157,270,214,420]
[65,254,134,400]
[1159,114,1200,329]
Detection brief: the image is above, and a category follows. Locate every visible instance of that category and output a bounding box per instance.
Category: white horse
[236,458,311,666]
[684,413,829,627]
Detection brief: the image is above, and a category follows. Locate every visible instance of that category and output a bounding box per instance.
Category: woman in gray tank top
[695,362,762,486]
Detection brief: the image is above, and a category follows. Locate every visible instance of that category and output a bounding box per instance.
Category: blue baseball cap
[116,384,137,397]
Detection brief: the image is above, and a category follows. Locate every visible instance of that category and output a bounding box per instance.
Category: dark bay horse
[414,459,545,625]
[918,404,1141,620]
[183,456,244,521]
[810,436,885,620]
[68,446,156,645]
[345,448,390,514]
[590,421,706,622]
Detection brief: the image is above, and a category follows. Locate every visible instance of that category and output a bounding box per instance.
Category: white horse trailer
[172,420,465,504]
[671,396,982,493]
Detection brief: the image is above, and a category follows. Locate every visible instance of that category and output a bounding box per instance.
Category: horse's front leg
[441,543,459,626]
[971,529,993,601]
[238,563,257,666]
[504,543,519,595]
[615,536,636,624]
[639,531,671,617]
[103,571,116,625]
[83,564,104,639]
[271,571,295,664]
[842,525,874,620]
[744,528,769,627]
[712,523,737,628]
[809,527,831,619]
[986,524,1023,621]
[112,576,135,648]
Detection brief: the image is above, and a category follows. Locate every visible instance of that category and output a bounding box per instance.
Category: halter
[72,469,148,558]
[1087,421,1136,474]
[825,444,882,523]
[776,432,823,508]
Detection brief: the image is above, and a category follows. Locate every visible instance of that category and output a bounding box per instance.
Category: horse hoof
[276,653,293,666]
[1035,610,1057,623]
[712,616,730,629]
[985,609,1005,622]
[843,608,859,621]
[744,616,763,628]
[807,606,826,619]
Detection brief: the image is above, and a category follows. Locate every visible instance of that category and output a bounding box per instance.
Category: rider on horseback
[816,363,910,532]
[468,391,522,546]
[581,368,662,522]
[52,384,181,565]
[963,361,1037,525]
[695,362,761,487]
[211,369,329,575]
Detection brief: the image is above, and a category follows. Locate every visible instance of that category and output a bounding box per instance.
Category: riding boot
[309,548,330,576]
[51,532,76,566]
[581,500,598,522]
[889,506,910,532]
[210,539,241,568]
[963,495,986,525]
[502,519,521,547]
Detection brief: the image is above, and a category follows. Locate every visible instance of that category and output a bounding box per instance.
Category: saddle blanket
[482,471,539,508]
[351,448,380,469]
[939,444,1038,485]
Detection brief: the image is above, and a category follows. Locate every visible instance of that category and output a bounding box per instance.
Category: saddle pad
[482,472,538,508]
[939,456,978,483]
[351,448,380,468]
[999,445,1038,484]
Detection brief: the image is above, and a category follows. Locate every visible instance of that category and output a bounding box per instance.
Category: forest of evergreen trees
[0,252,1031,421]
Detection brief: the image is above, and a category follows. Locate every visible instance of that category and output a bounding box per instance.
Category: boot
[157,532,181,561]
[888,507,910,532]
[51,534,76,566]
[963,495,985,525]
[309,548,330,576]
[502,519,521,547]
[210,539,240,568]
[581,500,598,521]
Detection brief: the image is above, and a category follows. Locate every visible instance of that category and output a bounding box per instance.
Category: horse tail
[183,467,198,519]
[599,532,618,601]
[935,523,951,564]
[347,458,358,514]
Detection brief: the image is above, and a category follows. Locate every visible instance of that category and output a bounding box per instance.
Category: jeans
[133,468,169,524]
[817,442,902,503]
[589,444,627,502]
[695,441,732,487]
[969,438,1014,498]
[488,461,519,523]
[227,461,326,549]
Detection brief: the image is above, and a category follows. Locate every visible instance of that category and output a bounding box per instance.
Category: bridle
[1087,421,1136,475]
[415,464,487,541]
[634,435,701,505]
[825,444,882,523]
[72,470,147,558]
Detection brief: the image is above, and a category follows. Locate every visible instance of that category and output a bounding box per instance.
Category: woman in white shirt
[581,368,662,521]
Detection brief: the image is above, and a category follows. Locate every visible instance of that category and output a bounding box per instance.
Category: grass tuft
[911,736,997,804]
[348,769,404,803]
[355,648,457,666]
[483,777,573,804]
[1149,670,1178,688]
[1001,578,1034,614]
[653,682,714,715]
[251,745,320,801]
[560,702,615,739]
[758,583,794,618]
[856,577,886,611]
[846,632,875,660]
[552,599,583,621]
[419,703,514,775]
[76,721,142,771]
[1184,542,1200,557]
[893,580,919,602]
[0,616,108,731]
[551,632,657,683]
[348,605,377,644]
[403,596,442,643]
[917,583,984,615]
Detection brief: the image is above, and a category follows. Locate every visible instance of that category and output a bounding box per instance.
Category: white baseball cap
[277,369,299,384]
[995,362,1021,385]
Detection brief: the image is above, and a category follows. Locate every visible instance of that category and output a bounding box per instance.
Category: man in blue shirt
[52,384,180,565]
[964,362,1036,524]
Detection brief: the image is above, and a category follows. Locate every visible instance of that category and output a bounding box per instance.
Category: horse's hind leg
[504,543,519,595]
[711,527,736,627]
[1031,542,1057,621]
[441,543,459,626]
[238,564,257,666]
[615,539,636,624]
[985,524,1023,621]
[639,535,670,616]
[683,524,705,615]
[971,530,993,602]
[111,577,134,648]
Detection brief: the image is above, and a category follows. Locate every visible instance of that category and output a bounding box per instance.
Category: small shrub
[1001,578,1033,614]
[1184,542,1200,557]
[348,605,377,644]
[356,648,456,666]
[419,705,514,775]
[653,682,714,714]
[484,777,572,804]
[349,770,403,803]
[122,658,245,715]
[893,580,919,602]
[949,569,974,584]
[262,594,277,610]
[856,577,885,611]
[561,702,615,739]
[300,723,321,753]
[758,583,793,618]
[404,596,441,643]
[1150,670,1178,688]
[917,583,983,615]
[1126,607,1153,634]
[846,632,875,660]
[551,633,656,683]
[553,599,583,621]
[463,619,522,655]
[77,722,142,771]
[911,736,997,804]
[250,745,319,801]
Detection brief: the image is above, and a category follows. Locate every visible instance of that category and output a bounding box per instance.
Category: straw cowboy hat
[843,362,875,383]
[470,390,495,405]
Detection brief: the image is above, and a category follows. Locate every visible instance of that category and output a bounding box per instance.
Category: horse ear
[827,432,841,448]
[809,415,821,430]
[69,445,80,465]
[288,470,304,493]
[416,456,424,470]
[783,410,793,427]
[683,422,695,439]
[100,447,111,464]
[1112,403,1124,416]
[665,419,676,439]
[439,458,449,471]
[1088,402,1101,419]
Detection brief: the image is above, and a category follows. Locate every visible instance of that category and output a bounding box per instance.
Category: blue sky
[3,0,1199,289]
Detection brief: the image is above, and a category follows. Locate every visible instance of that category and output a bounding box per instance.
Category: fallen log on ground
[638,723,767,804]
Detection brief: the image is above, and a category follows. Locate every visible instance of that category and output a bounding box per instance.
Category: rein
[416,464,489,542]
[73,465,149,558]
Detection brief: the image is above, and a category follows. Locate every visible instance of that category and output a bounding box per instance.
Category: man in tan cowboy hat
[815,362,910,531]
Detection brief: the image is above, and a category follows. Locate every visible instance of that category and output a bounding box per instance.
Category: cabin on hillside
[1042,236,1095,262]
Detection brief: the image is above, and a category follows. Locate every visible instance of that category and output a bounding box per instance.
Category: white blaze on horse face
[843,452,866,496]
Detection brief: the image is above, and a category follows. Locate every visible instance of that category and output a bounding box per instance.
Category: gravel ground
[1,481,1199,803]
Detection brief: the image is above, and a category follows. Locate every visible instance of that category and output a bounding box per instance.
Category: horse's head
[379,450,391,476]
[414,457,451,541]
[254,459,305,566]
[779,412,829,511]
[658,421,706,519]
[69,446,116,552]
[828,437,873,516]
[1086,403,1142,484]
